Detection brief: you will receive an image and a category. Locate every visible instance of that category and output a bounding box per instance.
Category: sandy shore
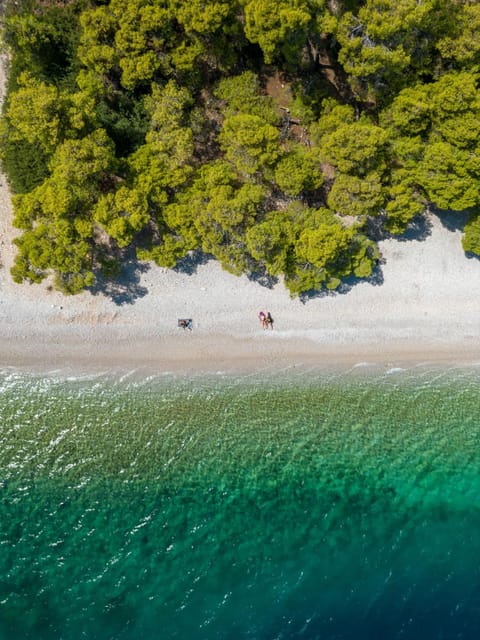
[2,57,480,375]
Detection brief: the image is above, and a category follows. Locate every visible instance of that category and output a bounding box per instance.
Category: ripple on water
[1,366,480,638]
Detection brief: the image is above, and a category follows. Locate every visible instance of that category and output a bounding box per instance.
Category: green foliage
[0,134,50,194]
[328,172,386,218]
[77,5,117,77]
[246,203,379,295]
[462,211,480,256]
[93,187,150,248]
[159,160,265,272]
[4,0,87,88]
[114,0,173,89]
[296,222,354,268]
[245,209,296,276]
[94,92,149,157]
[319,119,388,176]
[174,0,232,35]
[10,130,116,292]
[315,102,389,222]
[219,114,281,177]
[382,71,480,220]
[128,81,195,207]
[416,142,480,212]
[4,72,64,154]
[243,0,313,64]
[428,71,479,118]
[288,208,379,294]
[0,68,98,194]
[309,99,355,144]
[215,72,279,125]
[78,0,173,89]
[379,86,431,136]
[76,0,240,89]
[11,222,95,295]
[334,0,443,101]
[137,234,195,269]
[3,0,480,295]
[437,2,480,64]
[274,147,323,196]
[384,183,424,234]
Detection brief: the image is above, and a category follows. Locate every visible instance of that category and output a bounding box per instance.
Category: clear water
[1,366,480,639]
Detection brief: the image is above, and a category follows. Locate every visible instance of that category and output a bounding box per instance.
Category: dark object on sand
[178,318,193,330]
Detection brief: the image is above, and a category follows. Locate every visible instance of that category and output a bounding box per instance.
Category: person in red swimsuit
[258,311,267,328]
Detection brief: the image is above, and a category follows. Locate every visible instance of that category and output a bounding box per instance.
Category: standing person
[266,312,274,329]
[258,311,267,328]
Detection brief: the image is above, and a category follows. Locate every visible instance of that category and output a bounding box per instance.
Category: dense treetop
[1,0,480,295]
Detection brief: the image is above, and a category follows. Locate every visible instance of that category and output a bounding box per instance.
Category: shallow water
[1,366,480,639]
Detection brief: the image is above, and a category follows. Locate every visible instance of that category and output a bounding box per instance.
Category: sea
[1,364,480,640]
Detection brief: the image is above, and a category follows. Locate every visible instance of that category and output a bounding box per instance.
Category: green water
[1,366,480,639]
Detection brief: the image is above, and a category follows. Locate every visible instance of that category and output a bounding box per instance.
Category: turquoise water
[1,366,480,639]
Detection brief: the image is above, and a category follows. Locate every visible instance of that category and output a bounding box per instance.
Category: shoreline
[2,55,480,377]
[2,331,480,377]
[2,204,480,380]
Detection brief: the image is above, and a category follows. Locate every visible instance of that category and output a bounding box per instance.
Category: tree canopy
[2,0,480,296]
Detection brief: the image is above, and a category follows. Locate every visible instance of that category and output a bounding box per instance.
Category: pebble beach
[1,55,480,375]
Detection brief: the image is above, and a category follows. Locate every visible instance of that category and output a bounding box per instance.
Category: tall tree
[219,114,281,178]
[243,0,313,65]
[247,203,379,294]
[156,160,265,273]
[274,146,323,197]
[11,129,117,293]
[334,0,444,102]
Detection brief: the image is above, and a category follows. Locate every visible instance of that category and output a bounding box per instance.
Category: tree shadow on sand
[248,268,278,289]
[366,212,433,243]
[430,205,471,232]
[429,206,480,261]
[173,250,213,275]
[91,252,150,305]
[298,212,438,302]
[175,250,279,288]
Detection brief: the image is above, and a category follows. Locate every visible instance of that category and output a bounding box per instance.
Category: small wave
[385,367,406,375]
